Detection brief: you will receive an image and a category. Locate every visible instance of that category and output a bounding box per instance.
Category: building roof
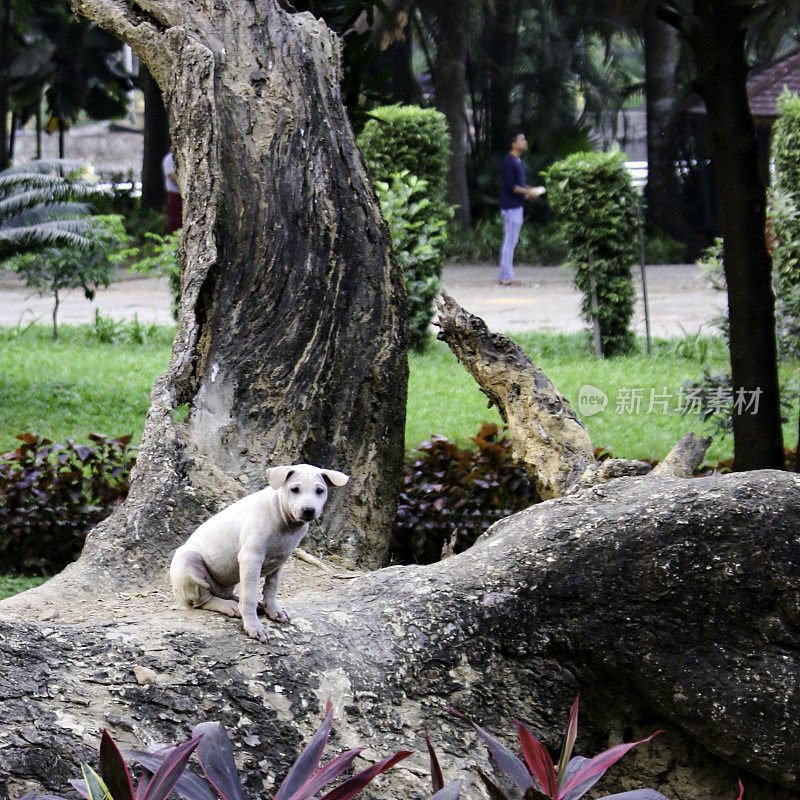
[689,48,800,122]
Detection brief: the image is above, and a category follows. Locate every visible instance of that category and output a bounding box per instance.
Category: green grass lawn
[1,323,798,464]
[0,323,174,452]
[0,574,46,600]
[409,332,798,464]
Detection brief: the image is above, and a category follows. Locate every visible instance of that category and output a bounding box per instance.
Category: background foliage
[358,104,451,215]
[375,170,449,350]
[359,105,453,350]
[392,422,538,564]
[0,432,135,575]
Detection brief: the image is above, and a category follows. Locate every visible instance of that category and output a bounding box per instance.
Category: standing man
[499,129,545,285]
[162,150,182,234]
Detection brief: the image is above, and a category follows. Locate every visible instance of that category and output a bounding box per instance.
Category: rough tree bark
[55,0,408,583]
[434,294,594,499]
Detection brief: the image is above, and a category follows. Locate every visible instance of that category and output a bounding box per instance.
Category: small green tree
[358,106,453,351]
[375,171,449,351]
[771,90,800,353]
[544,151,638,356]
[9,214,130,339]
[128,230,181,319]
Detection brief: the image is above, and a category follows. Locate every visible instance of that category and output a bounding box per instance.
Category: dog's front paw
[260,600,291,623]
[243,619,270,642]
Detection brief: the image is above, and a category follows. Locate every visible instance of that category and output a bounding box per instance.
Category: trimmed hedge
[544,151,638,356]
[773,89,800,205]
[375,171,449,351]
[357,104,450,210]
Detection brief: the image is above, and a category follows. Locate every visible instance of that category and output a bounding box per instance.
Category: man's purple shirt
[500,153,525,210]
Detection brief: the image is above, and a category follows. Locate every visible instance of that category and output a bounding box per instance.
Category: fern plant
[0,159,97,260]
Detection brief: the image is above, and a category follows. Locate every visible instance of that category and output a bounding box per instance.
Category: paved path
[0,263,722,337]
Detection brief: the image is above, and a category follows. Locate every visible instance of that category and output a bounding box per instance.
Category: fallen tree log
[435,295,712,492]
[433,294,595,499]
[2,471,799,800]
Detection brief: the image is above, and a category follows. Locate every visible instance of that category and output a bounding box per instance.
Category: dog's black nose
[302,507,315,520]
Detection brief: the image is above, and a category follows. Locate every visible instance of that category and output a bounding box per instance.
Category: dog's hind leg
[171,548,237,611]
[200,596,241,617]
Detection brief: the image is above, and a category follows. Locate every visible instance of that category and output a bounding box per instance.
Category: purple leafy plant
[457,696,671,800]
[71,730,208,800]
[129,701,410,800]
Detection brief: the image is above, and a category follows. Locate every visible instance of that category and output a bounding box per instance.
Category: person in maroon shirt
[499,129,545,285]
[162,151,183,234]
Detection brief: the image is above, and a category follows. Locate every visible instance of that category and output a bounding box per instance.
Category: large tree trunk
[0,0,10,170]
[429,1,471,228]
[642,11,694,244]
[139,66,170,213]
[54,0,407,589]
[2,472,800,800]
[486,0,516,156]
[675,0,783,470]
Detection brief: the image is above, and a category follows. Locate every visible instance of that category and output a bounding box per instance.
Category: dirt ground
[0,263,722,337]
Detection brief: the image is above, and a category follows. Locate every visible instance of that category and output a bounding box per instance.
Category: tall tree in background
[417,0,472,226]
[485,0,519,155]
[2,0,133,161]
[139,66,169,212]
[0,0,11,169]
[658,0,784,469]
[642,9,690,240]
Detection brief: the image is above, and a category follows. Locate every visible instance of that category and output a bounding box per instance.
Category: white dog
[170,464,349,641]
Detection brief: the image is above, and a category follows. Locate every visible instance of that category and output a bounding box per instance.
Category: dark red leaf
[99,730,135,800]
[190,723,246,800]
[425,730,445,793]
[317,750,412,800]
[284,748,362,800]
[515,721,557,797]
[560,732,661,798]
[141,736,203,800]
[555,695,580,790]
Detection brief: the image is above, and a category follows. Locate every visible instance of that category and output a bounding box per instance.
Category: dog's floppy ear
[321,469,349,487]
[266,466,295,489]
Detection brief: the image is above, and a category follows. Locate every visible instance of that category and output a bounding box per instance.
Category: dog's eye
[290,486,300,493]
[316,487,325,495]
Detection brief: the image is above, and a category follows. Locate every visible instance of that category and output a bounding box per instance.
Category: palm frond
[3,204,94,229]
[0,161,101,262]
[0,220,94,258]
[0,159,87,177]
[0,188,94,217]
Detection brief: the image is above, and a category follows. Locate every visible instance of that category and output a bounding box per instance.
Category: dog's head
[266,464,349,524]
